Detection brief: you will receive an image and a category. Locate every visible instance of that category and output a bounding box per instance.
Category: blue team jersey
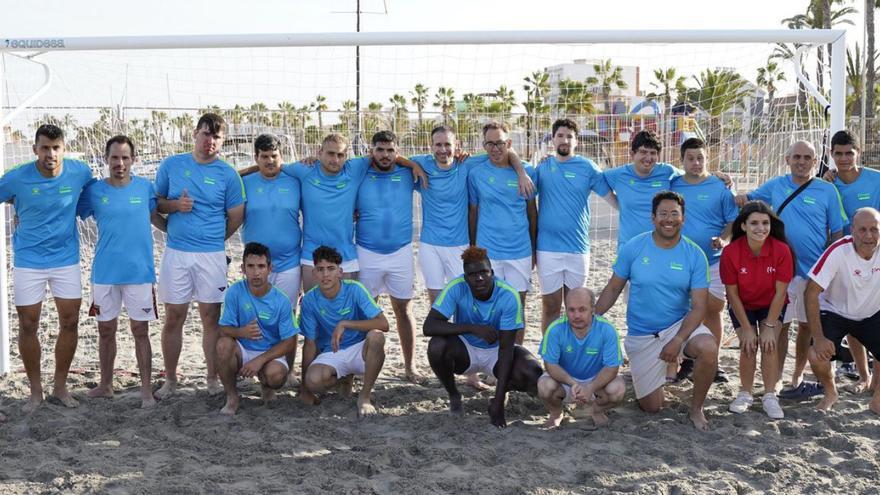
[298,279,382,353]
[613,232,710,336]
[154,153,245,252]
[412,154,470,247]
[241,173,302,272]
[219,280,299,353]
[283,158,371,263]
[0,159,93,269]
[671,175,739,265]
[834,168,880,235]
[536,155,610,254]
[432,276,522,349]
[749,175,847,277]
[467,159,537,260]
[78,177,157,284]
[539,316,623,381]
[602,163,681,248]
[356,164,414,254]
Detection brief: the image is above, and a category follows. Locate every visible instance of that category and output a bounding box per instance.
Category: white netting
[1,39,835,377]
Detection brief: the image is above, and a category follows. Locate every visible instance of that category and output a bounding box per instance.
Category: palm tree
[410,83,429,128]
[523,70,551,156]
[314,95,328,130]
[433,86,455,125]
[389,94,408,134]
[170,114,194,143]
[867,0,876,118]
[248,103,270,126]
[556,79,595,115]
[493,85,516,121]
[686,68,751,146]
[227,105,245,125]
[756,60,787,114]
[339,100,357,132]
[277,101,297,129]
[781,0,855,92]
[649,68,687,113]
[364,102,384,137]
[846,45,879,116]
[586,59,628,114]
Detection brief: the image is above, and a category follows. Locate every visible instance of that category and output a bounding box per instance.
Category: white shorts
[91,283,157,322]
[158,248,228,304]
[624,319,712,399]
[357,244,414,300]
[237,341,289,371]
[540,372,596,403]
[459,335,498,378]
[708,263,725,301]
[490,256,532,293]
[301,258,359,274]
[537,251,590,295]
[13,264,82,306]
[269,267,301,306]
[311,339,366,378]
[783,276,807,324]
[418,243,466,291]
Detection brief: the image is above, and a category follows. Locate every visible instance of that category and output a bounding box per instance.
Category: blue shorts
[728,306,785,330]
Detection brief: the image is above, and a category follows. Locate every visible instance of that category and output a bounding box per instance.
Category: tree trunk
[867,0,876,119]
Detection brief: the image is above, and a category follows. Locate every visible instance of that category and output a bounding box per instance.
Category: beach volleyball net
[0,30,846,376]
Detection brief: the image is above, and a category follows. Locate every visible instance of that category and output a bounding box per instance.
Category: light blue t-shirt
[612,232,710,336]
[154,153,245,252]
[671,175,739,265]
[219,280,299,353]
[77,177,157,285]
[356,164,414,254]
[412,154,471,247]
[432,276,522,349]
[283,158,371,263]
[748,175,848,277]
[602,163,682,248]
[241,173,302,272]
[834,167,880,235]
[539,316,623,381]
[536,155,610,254]
[0,159,94,269]
[298,279,382,353]
[467,159,537,260]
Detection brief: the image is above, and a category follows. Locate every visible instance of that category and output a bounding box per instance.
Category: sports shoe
[761,393,784,419]
[728,391,753,414]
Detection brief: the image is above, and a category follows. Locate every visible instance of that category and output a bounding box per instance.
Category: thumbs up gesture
[177,188,193,213]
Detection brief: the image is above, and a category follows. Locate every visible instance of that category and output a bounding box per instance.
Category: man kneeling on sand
[217,242,298,415]
[538,288,625,428]
[299,246,389,416]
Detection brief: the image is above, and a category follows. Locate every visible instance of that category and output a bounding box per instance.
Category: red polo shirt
[720,236,794,310]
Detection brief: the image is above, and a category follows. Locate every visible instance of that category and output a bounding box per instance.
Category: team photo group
[2,110,879,431]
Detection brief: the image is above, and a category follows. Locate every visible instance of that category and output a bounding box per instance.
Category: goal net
[0,30,846,379]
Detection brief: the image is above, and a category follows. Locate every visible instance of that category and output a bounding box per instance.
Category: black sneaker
[674,358,694,383]
[714,368,730,383]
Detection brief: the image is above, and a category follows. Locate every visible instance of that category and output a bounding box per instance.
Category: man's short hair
[552,118,579,136]
[104,135,136,158]
[652,190,685,216]
[35,124,64,143]
[431,125,455,139]
[482,121,510,137]
[831,129,860,151]
[254,134,282,154]
[243,242,271,263]
[321,133,349,150]
[312,245,343,266]
[196,113,226,135]
[371,130,397,146]
[631,129,661,153]
[680,137,705,159]
[461,246,489,265]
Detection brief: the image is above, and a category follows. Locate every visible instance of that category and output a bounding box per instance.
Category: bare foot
[51,388,79,408]
[299,390,320,406]
[591,411,610,427]
[141,395,157,409]
[219,396,239,416]
[206,378,223,396]
[261,387,277,403]
[466,374,492,391]
[357,398,377,417]
[543,412,564,429]
[869,398,880,415]
[817,390,839,411]
[449,393,463,415]
[689,410,710,431]
[849,380,871,394]
[404,368,423,384]
[153,381,177,400]
[23,394,43,413]
[337,376,353,398]
[87,384,114,399]
[285,372,300,389]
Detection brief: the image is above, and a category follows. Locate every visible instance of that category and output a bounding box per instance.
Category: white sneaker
[761,393,784,419]
[728,391,754,414]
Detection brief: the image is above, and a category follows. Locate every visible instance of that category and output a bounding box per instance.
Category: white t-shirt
[808,236,880,320]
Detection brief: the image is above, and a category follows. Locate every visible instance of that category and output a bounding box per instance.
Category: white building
[544,59,641,110]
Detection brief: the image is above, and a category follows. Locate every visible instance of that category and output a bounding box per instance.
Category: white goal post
[0,29,847,376]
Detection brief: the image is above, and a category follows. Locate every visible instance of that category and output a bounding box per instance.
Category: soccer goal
[0,29,846,376]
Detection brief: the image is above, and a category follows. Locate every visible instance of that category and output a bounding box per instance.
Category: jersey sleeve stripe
[810,237,853,276]
[434,276,464,307]
[496,279,524,325]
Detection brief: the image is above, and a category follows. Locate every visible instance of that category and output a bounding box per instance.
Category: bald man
[736,141,847,396]
[806,208,880,414]
[538,288,625,428]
